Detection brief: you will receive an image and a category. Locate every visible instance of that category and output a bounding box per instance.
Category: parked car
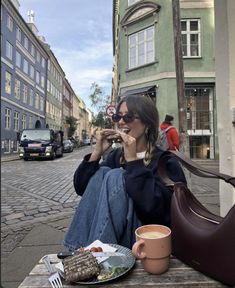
[63,140,74,152]
[83,138,91,145]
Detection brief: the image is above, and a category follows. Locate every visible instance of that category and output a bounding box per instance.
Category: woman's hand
[89,129,117,161]
[118,130,137,162]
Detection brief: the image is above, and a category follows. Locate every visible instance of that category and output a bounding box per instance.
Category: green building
[112,0,216,159]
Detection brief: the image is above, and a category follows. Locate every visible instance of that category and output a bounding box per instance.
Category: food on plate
[63,250,100,282]
[97,266,128,281]
[89,246,103,252]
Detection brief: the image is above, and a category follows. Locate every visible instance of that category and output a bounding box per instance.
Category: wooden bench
[18,254,228,287]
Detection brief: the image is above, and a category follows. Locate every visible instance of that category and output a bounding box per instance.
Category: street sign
[106,105,116,117]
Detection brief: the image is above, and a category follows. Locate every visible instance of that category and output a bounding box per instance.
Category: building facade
[1,0,49,155]
[62,78,74,139]
[1,0,93,156]
[112,0,216,159]
[44,47,64,131]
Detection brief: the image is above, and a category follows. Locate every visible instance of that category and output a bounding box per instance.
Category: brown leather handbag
[158,151,235,286]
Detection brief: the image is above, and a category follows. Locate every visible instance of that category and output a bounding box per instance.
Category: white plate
[58,243,136,285]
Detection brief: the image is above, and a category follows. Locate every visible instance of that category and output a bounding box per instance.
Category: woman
[63,95,186,251]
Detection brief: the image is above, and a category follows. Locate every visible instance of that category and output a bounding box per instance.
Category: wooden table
[18,254,229,287]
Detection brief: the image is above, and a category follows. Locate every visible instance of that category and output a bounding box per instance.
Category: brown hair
[116,95,159,165]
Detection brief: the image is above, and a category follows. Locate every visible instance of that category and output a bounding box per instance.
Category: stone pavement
[1,149,220,288]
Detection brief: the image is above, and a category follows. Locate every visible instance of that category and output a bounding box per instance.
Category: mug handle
[132,239,146,259]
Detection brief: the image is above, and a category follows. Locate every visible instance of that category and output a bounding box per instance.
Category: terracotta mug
[132,224,171,274]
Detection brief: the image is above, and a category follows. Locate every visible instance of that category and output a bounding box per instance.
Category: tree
[92,111,113,129]
[65,116,78,138]
[89,82,111,112]
[89,82,112,129]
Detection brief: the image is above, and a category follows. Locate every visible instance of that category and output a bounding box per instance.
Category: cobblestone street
[1,147,93,261]
[1,147,220,288]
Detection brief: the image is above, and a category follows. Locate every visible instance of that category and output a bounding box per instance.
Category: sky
[19,0,113,113]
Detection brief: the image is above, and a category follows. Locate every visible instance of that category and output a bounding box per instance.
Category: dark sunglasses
[112,113,139,123]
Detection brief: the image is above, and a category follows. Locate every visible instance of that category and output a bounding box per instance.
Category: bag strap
[158,150,235,187]
[163,126,174,133]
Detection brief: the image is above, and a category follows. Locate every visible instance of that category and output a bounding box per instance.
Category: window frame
[13,111,19,131]
[7,14,13,31]
[5,108,11,129]
[16,51,21,68]
[6,41,13,60]
[22,84,28,103]
[128,26,155,69]
[14,79,21,99]
[22,114,27,129]
[5,71,12,94]
[181,19,201,58]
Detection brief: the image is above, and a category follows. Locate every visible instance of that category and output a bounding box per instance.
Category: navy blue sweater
[73,147,186,227]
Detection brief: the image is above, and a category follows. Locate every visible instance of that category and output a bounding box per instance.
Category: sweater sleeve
[73,149,121,196]
[124,157,186,226]
[73,154,100,196]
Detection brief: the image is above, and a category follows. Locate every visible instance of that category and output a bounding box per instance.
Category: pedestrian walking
[159,115,180,151]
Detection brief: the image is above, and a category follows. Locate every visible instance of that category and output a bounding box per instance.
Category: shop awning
[119,85,156,98]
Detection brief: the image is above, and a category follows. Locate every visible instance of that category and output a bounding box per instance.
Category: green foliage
[89,82,113,129]
[92,112,113,129]
[65,116,78,138]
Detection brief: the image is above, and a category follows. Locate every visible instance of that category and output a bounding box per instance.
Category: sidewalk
[1,154,21,163]
[1,158,220,288]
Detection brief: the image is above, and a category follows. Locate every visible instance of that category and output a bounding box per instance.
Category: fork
[42,255,63,288]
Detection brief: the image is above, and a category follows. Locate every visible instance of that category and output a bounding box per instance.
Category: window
[7,14,13,31]
[29,88,34,106]
[30,44,35,56]
[4,140,11,153]
[128,26,154,69]
[41,75,45,88]
[128,0,140,5]
[16,26,21,41]
[5,108,11,129]
[13,111,19,131]
[15,79,20,99]
[5,71,12,94]
[40,96,44,111]
[48,59,51,71]
[30,65,34,79]
[47,79,50,92]
[24,36,29,50]
[35,93,39,109]
[181,19,201,57]
[23,84,28,103]
[6,41,13,60]
[16,51,21,68]
[36,71,40,84]
[41,57,45,68]
[29,116,33,128]
[23,59,29,74]
[36,50,40,62]
[13,140,19,152]
[22,114,26,129]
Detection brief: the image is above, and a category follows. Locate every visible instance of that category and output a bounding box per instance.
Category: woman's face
[117,102,146,143]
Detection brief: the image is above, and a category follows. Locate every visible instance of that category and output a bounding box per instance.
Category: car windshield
[21,130,51,141]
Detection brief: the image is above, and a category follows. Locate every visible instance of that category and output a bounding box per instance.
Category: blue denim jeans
[63,167,142,251]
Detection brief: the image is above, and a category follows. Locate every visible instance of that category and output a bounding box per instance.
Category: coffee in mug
[132,224,171,274]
